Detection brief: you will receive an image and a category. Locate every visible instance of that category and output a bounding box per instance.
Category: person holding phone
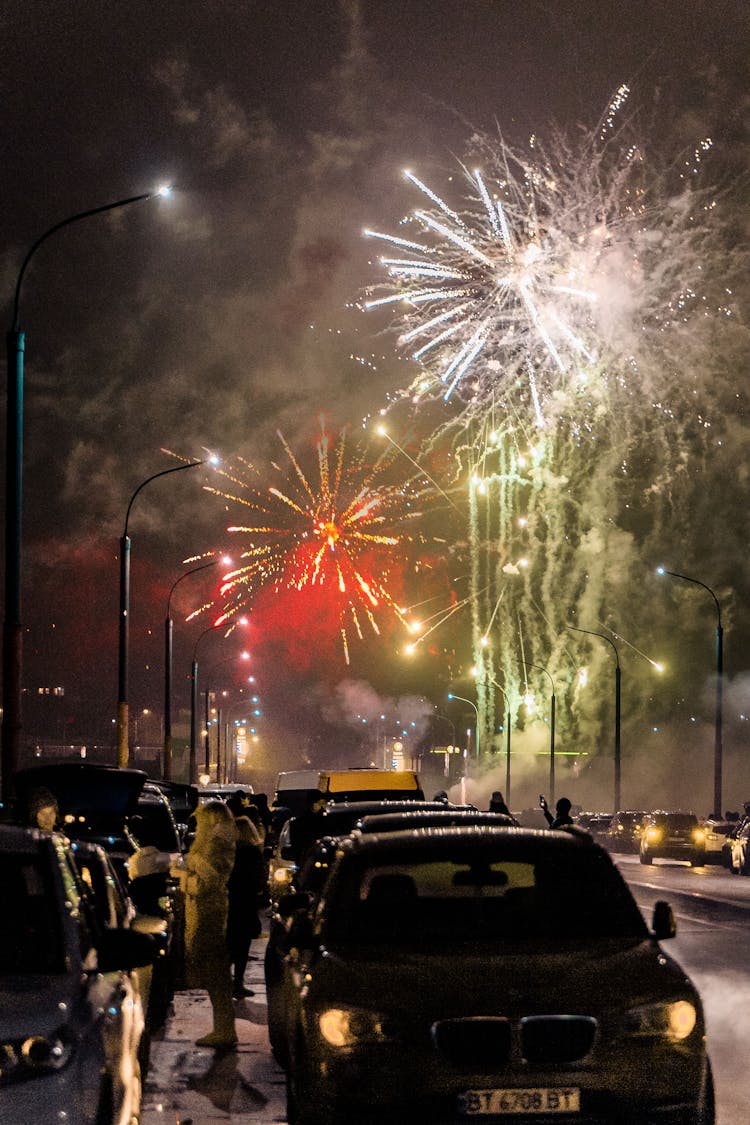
[540,794,574,829]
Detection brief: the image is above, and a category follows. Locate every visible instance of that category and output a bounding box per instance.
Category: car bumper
[300,1037,709,1124]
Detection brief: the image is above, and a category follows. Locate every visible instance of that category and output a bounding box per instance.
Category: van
[273,770,324,816]
[318,768,424,803]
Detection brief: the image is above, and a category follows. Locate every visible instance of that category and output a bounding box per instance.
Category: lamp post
[435,712,457,782]
[117,460,205,768]
[447,692,480,758]
[1,187,169,798]
[488,677,513,805]
[164,559,220,781]
[522,661,555,802]
[657,567,723,817]
[568,626,621,812]
[190,624,224,785]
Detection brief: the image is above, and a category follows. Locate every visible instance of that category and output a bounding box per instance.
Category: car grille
[520,1015,598,1063]
[432,1017,512,1067]
[432,1014,597,1067]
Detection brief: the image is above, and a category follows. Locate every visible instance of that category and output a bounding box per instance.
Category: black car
[639,811,706,866]
[606,810,647,853]
[268,800,475,906]
[0,825,154,1125]
[279,825,713,1125]
[266,808,512,1065]
[14,764,182,1027]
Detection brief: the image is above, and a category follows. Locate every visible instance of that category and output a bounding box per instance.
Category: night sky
[2,1,749,805]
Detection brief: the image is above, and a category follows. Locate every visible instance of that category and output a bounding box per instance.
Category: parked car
[700,818,735,866]
[639,811,706,866]
[278,825,713,1125]
[14,764,182,1028]
[265,807,510,1064]
[0,824,154,1125]
[268,799,471,905]
[606,810,648,853]
[726,818,750,875]
[70,839,168,1060]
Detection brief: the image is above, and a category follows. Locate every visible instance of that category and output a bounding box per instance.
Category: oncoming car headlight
[625,1000,698,1042]
[693,828,706,843]
[318,1007,388,1048]
[646,827,662,843]
[272,865,295,886]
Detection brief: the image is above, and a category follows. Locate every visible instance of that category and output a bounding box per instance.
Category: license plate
[458,1087,580,1115]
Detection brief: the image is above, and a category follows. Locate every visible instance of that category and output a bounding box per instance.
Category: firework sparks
[207,425,426,663]
[365,89,746,780]
[364,86,727,431]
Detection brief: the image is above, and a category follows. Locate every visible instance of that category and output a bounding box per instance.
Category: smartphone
[539,794,546,805]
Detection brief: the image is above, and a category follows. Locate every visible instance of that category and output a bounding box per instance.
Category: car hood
[312,939,695,1017]
[14,764,148,822]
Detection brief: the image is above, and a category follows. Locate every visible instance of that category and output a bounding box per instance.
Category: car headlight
[624,1000,698,1042]
[0,1031,74,1085]
[272,865,295,886]
[646,827,662,843]
[693,829,706,843]
[318,1007,388,1048]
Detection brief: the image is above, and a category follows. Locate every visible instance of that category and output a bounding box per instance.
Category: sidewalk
[142,933,288,1124]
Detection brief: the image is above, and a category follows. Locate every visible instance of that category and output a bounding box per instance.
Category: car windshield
[0,854,66,973]
[326,846,647,948]
[658,814,697,829]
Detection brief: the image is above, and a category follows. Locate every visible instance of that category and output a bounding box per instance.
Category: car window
[659,813,697,829]
[130,800,180,853]
[325,848,647,947]
[0,853,66,973]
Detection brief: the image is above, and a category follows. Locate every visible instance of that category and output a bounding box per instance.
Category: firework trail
[365,88,747,784]
[207,424,427,663]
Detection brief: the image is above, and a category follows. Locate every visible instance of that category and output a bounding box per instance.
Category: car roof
[339,823,597,861]
[358,810,515,833]
[14,763,148,818]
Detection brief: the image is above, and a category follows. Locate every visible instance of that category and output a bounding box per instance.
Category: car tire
[286,1042,323,1125]
[690,854,705,867]
[639,852,652,865]
[94,1073,115,1125]
[695,1057,716,1125]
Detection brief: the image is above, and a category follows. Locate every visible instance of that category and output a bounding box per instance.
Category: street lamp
[434,712,457,783]
[569,626,621,812]
[657,567,724,817]
[521,661,555,802]
[2,187,170,797]
[447,692,480,758]
[163,558,224,781]
[117,459,206,768]
[190,624,224,785]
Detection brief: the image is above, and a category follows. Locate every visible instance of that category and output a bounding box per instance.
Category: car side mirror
[651,900,676,940]
[96,927,156,972]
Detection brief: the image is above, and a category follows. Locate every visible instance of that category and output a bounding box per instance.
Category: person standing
[180,800,238,1050]
[27,786,60,831]
[489,790,512,816]
[226,815,266,999]
[540,795,575,829]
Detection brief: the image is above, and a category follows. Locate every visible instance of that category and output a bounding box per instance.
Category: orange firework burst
[208,424,424,662]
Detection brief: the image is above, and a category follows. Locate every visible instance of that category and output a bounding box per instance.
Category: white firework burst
[363,87,724,428]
